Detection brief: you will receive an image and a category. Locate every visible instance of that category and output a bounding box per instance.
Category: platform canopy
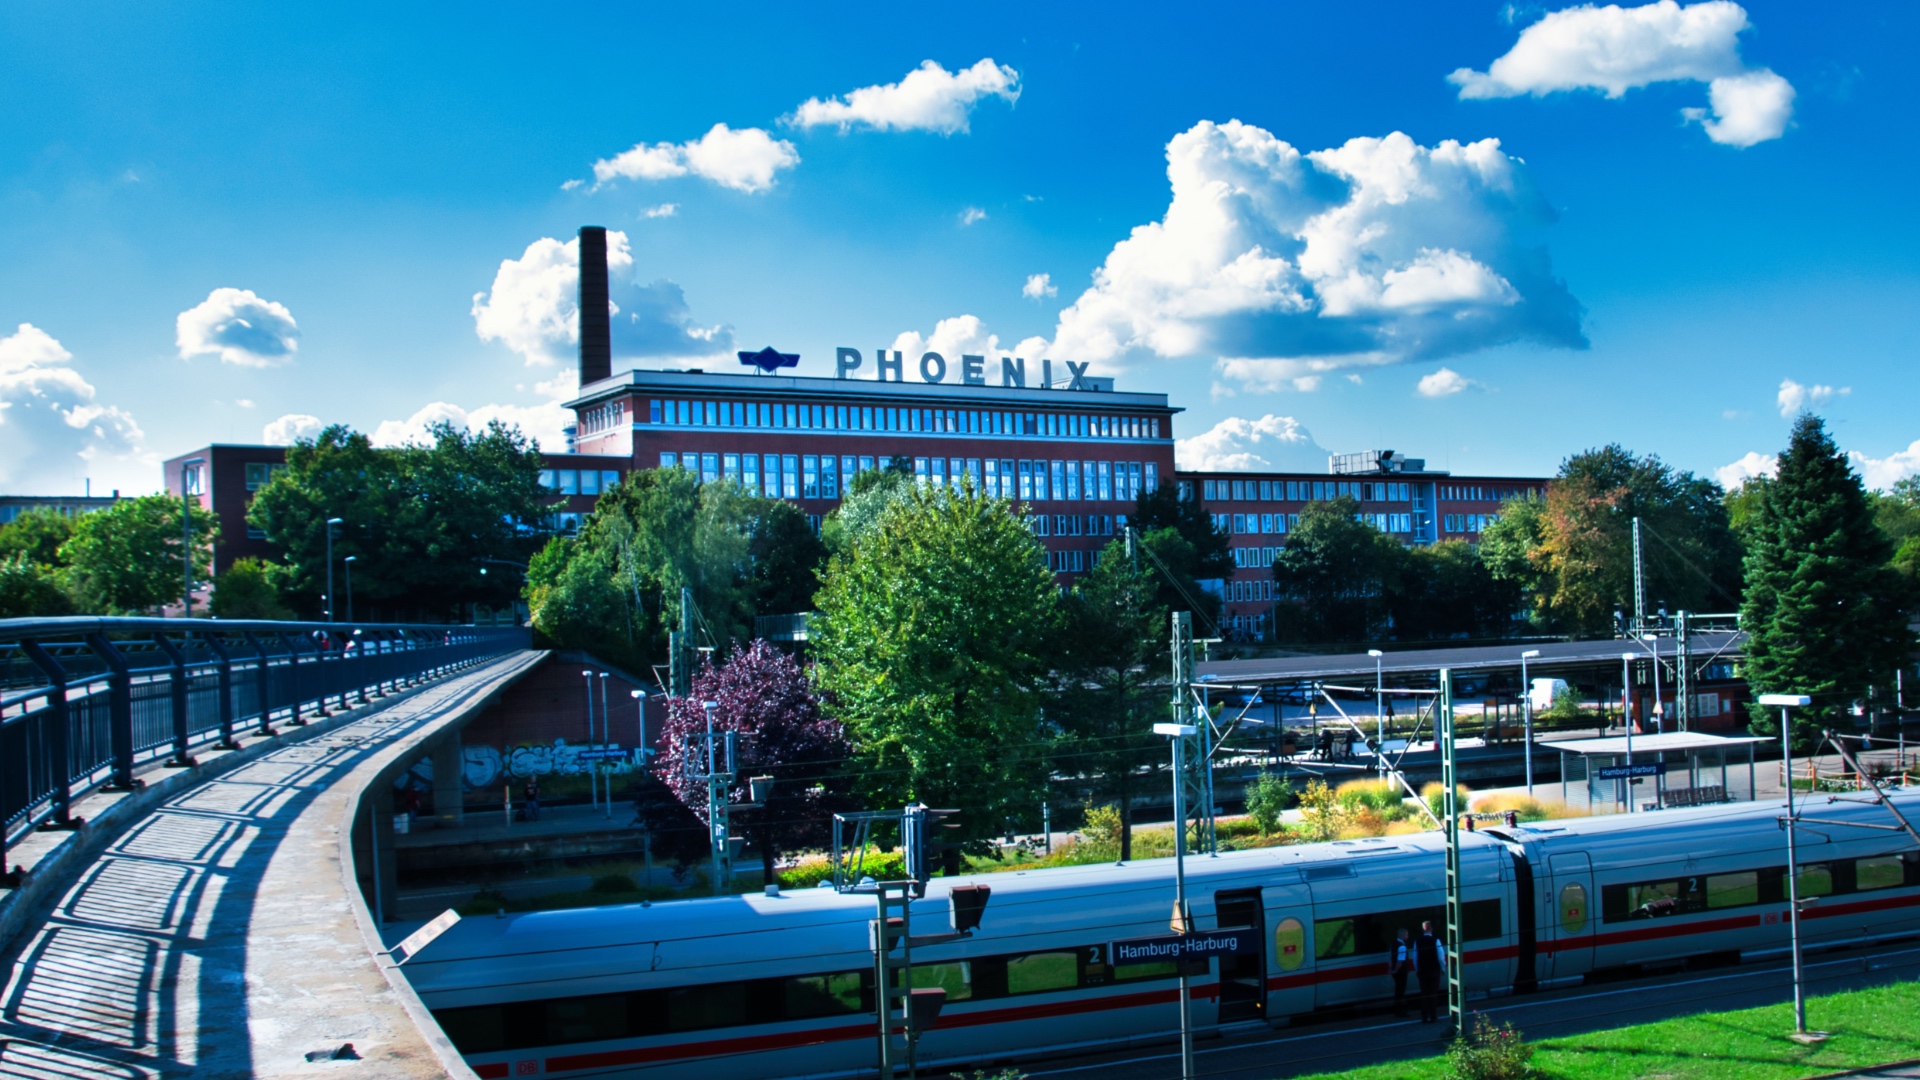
[1539,731,1768,757]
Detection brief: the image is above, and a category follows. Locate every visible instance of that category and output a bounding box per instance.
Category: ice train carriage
[406,792,1920,1079]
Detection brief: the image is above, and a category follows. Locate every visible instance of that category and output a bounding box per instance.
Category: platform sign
[1595,763,1661,780]
[391,908,461,964]
[1110,928,1259,971]
[575,748,629,762]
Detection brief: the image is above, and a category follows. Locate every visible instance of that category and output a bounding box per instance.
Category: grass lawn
[1289,977,1920,1080]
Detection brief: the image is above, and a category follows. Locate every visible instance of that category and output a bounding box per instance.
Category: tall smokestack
[578,225,612,387]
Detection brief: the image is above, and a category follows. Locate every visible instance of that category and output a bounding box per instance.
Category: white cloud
[175,287,300,367]
[235,398,255,409]
[1776,378,1848,418]
[471,230,732,368]
[0,323,145,492]
[1041,122,1583,394]
[1022,273,1058,300]
[960,207,988,227]
[1850,440,1920,492]
[1417,367,1480,397]
[1715,450,1777,489]
[1176,414,1328,472]
[1450,1,1794,147]
[642,202,679,219]
[262,413,324,446]
[592,124,799,193]
[887,316,1053,382]
[372,400,573,453]
[560,178,583,191]
[787,59,1020,135]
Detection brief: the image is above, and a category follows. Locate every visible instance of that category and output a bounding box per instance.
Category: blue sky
[2,1,1915,495]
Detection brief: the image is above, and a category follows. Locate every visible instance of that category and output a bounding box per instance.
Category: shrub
[0,555,75,618]
[210,557,294,619]
[1297,780,1344,842]
[1081,802,1124,854]
[1471,791,1583,822]
[1244,771,1293,836]
[1446,1013,1539,1080]
[1540,687,1587,722]
[1423,781,1472,822]
[1335,778,1409,819]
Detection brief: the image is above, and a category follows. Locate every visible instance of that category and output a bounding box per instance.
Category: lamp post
[1622,653,1637,812]
[581,669,598,811]
[324,517,343,622]
[1368,649,1385,777]
[1759,693,1815,1039]
[1520,650,1541,795]
[343,556,356,623]
[1643,633,1665,734]
[1152,720,1198,1080]
[597,671,612,818]
[181,458,204,618]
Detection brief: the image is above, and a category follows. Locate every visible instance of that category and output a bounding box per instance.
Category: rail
[0,616,528,879]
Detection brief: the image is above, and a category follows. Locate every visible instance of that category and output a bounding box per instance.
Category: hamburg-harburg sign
[1595,763,1662,780]
[834,347,1096,390]
[1110,928,1260,966]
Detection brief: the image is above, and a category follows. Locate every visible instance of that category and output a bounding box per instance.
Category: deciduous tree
[61,494,217,614]
[1271,496,1405,643]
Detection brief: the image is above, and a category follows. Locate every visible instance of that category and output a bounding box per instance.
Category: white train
[404,792,1920,1079]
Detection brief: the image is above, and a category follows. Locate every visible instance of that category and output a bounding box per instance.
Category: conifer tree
[1741,415,1913,748]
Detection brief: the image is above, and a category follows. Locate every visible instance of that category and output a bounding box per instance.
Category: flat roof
[1539,731,1768,756]
[1196,632,1745,685]
[566,366,1178,412]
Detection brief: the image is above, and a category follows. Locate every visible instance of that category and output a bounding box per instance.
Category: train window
[1856,856,1904,892]
[1796,863,1835,898]
[1313,900,1501,962]
[909,962,974,1002]
[1705,871,1759,909]
[1274,917,1306,971]
[434,1005,507,1053]
[1006,952,1078,994]
[784,972,867,1018]
[667,982,747,1033]
[1113,958,1180,982]
[546,995,627,1045]
[1315,918,1357,960]
[1558,883,1588,934]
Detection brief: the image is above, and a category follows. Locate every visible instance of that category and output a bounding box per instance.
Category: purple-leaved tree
[658,640,851,882]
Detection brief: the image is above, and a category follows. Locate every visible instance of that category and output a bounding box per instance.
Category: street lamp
[630,688,648,758]
[1759,693,1815,1039]
[1520,650,1541,795]
[181,457,204,618]
[597,672,612,819]
[1642,634,1666,733]
[581,669,599,811]
[324,517,343,622]
[1152,721,1198,1080]
[1622,653,1638,813]
[1368,650,1385,777]
[343,556,357,623]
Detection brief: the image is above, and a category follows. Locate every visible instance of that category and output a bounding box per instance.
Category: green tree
[1391,540,1523,640]
[1127,484,1231,628]
[1271,496,1406,643]
[0,507,76,568]
[249,422,549,620]
[1741,415,1913,747]
[748,501,828,615]
[821,461,915,555]
[810,480,1060,860]
[1054,535,1167,860]
[1244,771,1293,836]
[0,555,75,618]
[1481,494,1552,628]
[209,557,294,619]
[60,494,217,614]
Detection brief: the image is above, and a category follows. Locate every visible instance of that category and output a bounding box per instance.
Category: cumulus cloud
[0,323,145,491]
[1176,414,1328,472]
[1777,378,1848,418]
[960,207,988,227]
[1851,441,1920,492]
[1023,273,1058,300]
[887,316,1052,380]
[471,230,733,368]
[175,287,300,367]
[787,59,1020,135]
[1417,367,1480,397]
[1450,1,1795,147]
[1033,121,1581,393]
[642,203,679,219]
[262,413,324,446]
[372,399,573,453]
[591,124,799,193]
[1714,450,1777,489]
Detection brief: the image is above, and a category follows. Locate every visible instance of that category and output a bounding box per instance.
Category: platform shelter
[1539,731,1768,814]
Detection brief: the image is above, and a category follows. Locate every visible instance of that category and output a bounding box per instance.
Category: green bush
[1245,771,1293,835]
[1336,778,1409,819]
[1080,802,1123,855]
[1423,782,1472,823]
[1446,1013,1539,1080]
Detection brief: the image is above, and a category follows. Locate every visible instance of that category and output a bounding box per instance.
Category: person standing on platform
[1414,920,1444,1023]
[1388,927,1414,1017]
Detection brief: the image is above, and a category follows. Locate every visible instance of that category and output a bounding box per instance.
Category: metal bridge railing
[0,616,528,877]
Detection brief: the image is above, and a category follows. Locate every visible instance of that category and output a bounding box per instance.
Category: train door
[1262,883,1315,1022]
[1546,852,1595,980]
[1215,888,1266,1023]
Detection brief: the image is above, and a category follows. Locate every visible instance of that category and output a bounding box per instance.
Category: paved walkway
[0,652,540,1079]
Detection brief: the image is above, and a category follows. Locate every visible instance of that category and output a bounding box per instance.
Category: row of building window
[1444,513,1496,534]
[1200,479,1415,504]
[647,398,1162,441]
[1211,512,1414,537]
[579,400,627,435]
[1438,485,1527,502]
[916,458,1156,503]
[243,462,287,491]
[540,468,625,496]
[1032,514,1121,538]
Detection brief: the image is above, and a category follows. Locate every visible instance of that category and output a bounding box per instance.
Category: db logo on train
[515,1061,540,1075]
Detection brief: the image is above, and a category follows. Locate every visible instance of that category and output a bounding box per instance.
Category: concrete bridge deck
[0,650,542,1079]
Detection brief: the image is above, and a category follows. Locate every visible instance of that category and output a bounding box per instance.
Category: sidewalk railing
[0,616,528,876]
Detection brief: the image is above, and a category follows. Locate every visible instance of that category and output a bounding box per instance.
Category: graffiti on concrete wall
[392,739,640,791]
